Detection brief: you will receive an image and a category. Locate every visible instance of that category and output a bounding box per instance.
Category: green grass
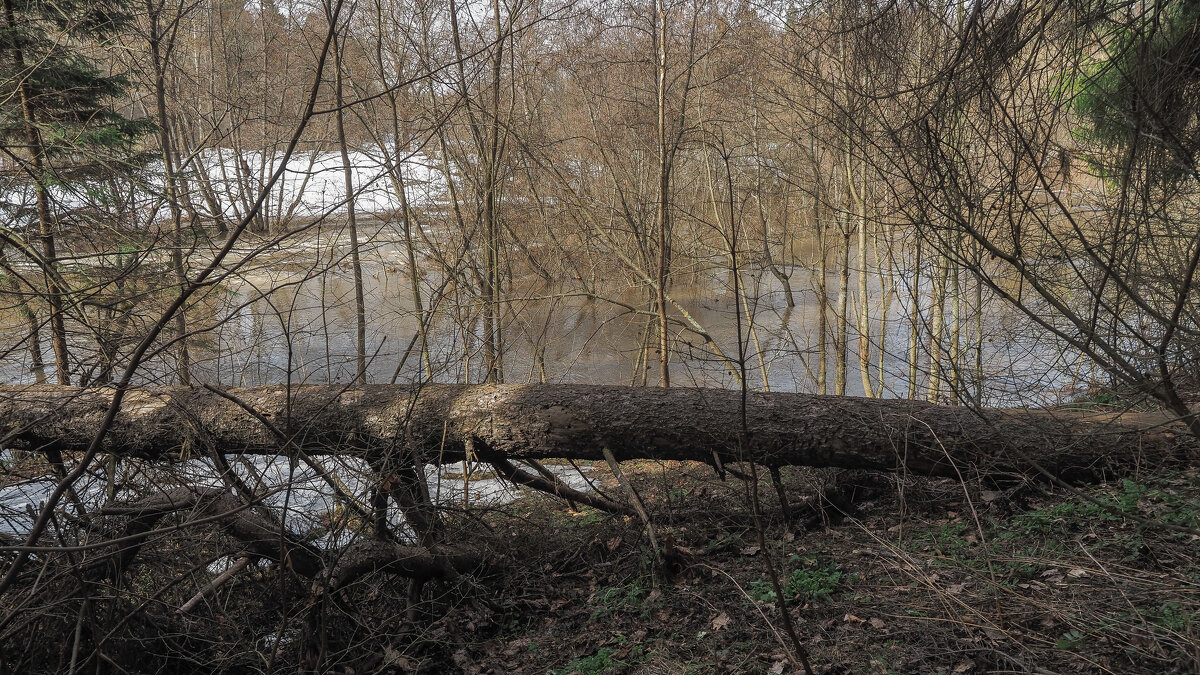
[987,479,1199,543]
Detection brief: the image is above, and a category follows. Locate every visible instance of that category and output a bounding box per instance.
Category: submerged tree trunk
[333,30,367,385]
[655,0,671,389]
[0,253,46,384]
[147,0,191,386]
[1,384,1191,482]
[4,0,69,385]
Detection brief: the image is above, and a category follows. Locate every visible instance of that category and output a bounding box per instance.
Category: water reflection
[0,230,1086,406]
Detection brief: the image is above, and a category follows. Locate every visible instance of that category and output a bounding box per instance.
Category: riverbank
[438,462,1199,674]
[2,455,1197,672]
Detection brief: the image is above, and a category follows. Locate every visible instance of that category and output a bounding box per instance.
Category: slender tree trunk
[852,164,872,398]
[445,0,502,384]
[908,235,923,399]
[483,0,506,384]
[874,219,892,396]
[763,210,796,308]
[817,209,828,395]
[4,0,69,385]
[333,31,367,384]
[387,109,432,379]
[928,252,948,403]
[835,225,850,396]
[0,254,46,383]
[950,252,962,403]
[655,0,671,388]
[256,9,272,233]
[751,110,794,308]
[974,266,985,406]
[422,59,471,282]
[148,0,191,385]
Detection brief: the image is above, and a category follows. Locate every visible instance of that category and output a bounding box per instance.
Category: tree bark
[98,486,481,585]
[0,384,1192,481]
[332,29,367,385]
[656,70,671,388]
[0,252,47,384]
[147,0,192,386]
[4,0,69,385]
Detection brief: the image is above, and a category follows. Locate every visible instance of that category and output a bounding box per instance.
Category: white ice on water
[190,146,446,222]
[0,144,448,231]
[0,451,596,545]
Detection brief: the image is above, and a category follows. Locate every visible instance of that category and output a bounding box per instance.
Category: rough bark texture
[0,384,1193,480]
[101,487,323,578]
[98,486,482,585]
[489,458,634,515]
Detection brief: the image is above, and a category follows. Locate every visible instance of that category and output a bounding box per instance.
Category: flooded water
[0,142,1096,405]
[0,447,596,539]
[0,224,1090,406]
[0,223,1098,540]
[189,235,1087,405]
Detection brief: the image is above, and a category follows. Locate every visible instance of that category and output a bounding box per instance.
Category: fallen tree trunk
[0,384,1193,480]
[97,487,485,585]
[489,458,634,515]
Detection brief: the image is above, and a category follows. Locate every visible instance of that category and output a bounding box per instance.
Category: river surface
[0,141,1094,403]
[0,223,1097,540]
[174,235,1086,405]
[0,450,596,539]
[0,226,1090,402]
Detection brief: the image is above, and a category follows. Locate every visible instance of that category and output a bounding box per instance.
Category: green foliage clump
[748,557,843,603]
[552,647,618,675]
[551,645,647,675]
[1147,601,1198,632]
[1067,0,1200,181]
[0,0,152,188]
[588,579,647,620]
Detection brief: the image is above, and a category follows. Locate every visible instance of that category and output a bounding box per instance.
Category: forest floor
[5,415,1199,673]
[410,460,1200,675]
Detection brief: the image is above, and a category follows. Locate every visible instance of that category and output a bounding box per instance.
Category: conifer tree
[1072,0,1200,182]
[0,0,150,384]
